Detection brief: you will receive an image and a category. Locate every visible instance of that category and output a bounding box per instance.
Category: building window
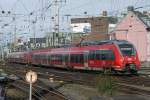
[129,25,132,27]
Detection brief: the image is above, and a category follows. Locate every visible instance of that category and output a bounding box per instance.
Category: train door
[46,54,48,65]
[84,51,89,69]
[62,54,66,66]
[48,54,51,65]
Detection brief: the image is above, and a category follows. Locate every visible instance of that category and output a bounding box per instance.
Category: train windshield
[118,44,136,56]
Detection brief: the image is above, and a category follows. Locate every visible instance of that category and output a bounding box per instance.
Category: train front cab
[113,42,140,73]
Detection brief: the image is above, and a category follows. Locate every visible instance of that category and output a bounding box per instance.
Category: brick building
[71,17,109,34]
[71,14,118,44]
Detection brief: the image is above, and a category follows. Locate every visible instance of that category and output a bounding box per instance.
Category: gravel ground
[58,84,150,100]
[6,88,27,100]
[58,83,111,100]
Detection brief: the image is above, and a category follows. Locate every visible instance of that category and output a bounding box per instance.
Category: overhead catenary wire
[62,0,96,13]
[18,0,30,13]
[1,0,150,36]
[0,3,3,10]
[134,0,142,7]
[9,0,20,12]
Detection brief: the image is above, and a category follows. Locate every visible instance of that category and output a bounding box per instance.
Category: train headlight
[115,66,121,68]
[120,58,124,62]
[134,57,136,60]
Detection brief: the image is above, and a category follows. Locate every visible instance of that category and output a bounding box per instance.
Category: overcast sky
[0,0,149,44]
[0,0,149,15]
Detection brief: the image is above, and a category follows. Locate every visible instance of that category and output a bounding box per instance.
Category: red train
[7,40,140,73]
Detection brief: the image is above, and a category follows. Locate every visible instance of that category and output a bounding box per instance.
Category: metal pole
[33,22,36,49]
[29,75,32,100]
[29,82,32,100]
[13,15,17,51]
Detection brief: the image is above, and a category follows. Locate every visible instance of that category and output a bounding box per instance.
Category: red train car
[7,40,140,73]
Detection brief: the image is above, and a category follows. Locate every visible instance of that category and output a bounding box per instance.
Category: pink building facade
[110,11,150,62]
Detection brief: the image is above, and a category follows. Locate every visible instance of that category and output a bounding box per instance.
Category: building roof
[71,16,118,24]
[134,11,150,28]
[111,10,150,33]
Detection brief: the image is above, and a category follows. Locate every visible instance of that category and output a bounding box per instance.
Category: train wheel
[130,69,138,75]
[126,64,138,75]
[111,70,119,75]
[67,66,74,72]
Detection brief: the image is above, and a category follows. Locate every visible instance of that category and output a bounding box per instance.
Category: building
[29,38,47,49]
[71,16,109,34]
[109,7,150,64]
[71,12,118,44]
[72,33,109,44]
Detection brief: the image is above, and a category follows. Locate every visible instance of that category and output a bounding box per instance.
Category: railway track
[117,83,150,96]
[4,63,97,86]
[1,64,71,100]
[2,63,150,97]
[10,80,68,100]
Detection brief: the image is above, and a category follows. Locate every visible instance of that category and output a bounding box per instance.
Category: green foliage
[95,70,117,96]
[108,16,118,24]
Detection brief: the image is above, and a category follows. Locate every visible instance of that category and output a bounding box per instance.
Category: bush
[95,69,117,96]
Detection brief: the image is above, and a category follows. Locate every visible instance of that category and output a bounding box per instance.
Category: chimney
[102,11,107,16]
[127,6,134,12]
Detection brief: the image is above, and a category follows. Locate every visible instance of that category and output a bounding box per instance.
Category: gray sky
[0,0,148,14]
[0,0,149,44]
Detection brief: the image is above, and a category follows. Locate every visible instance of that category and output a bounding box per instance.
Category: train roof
[9,40,132,55]
[80,40,131,46]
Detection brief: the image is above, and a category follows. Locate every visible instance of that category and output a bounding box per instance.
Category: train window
[70,54,76,63]
[48,54,62,62]
[38,55,40,59]
[89,51,96,60]
[42,55,44,59]
[35,55,38,59]
[34,55,37,59]
[58,54,63,62]
[51,54,56,60]
[34,55,36,59]
[100,50,115,60]
[95,50,101,60]
[36,55,38,59]
[62,54,65,62]
[33,55,39,59]
[89,50,115,60]
[48,55,51,60]
[70,54,84,63]
[70,54,75,63]
[50,54,54,60]
[32,55,35,59]
[76,55,80,63]
[64,54,69,63]
[79,54,84,63]
[44,54,48,59]
[39,54,45,59]
[43,55,47,59]
[40,55,43,59]
[75,55,77,63]
[119,44,135,56]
